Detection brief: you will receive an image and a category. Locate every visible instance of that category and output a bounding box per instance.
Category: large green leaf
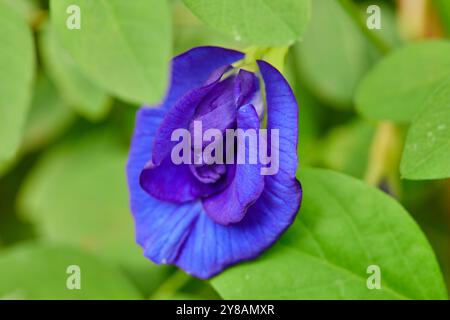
[292,0,376,109]
[0,0,35,173]
[212,169,447,299]
[39,25,111,121]
[3,0,38,22]
[50,0,172,105]
[18,131,168,293]
[356,41,450,123]
[173,1,237,55]
[401,77,450,180]
[0,243,141,299]
[22,72,74,152]
[182,0,310,45]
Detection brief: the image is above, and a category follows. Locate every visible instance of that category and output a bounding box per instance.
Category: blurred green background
[0,0,449,299]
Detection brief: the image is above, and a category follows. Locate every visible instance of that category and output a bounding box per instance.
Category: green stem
[337,0,392,54]
[149,269,192,300]
[337,0,403,189]
[364,123,403,193]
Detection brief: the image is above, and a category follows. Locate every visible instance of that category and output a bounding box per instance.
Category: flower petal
[188,76,237,139]
[126,108,165,213]
[140,156,228,203]
[151,64,237,166]
[257,60,299,175]
[174,174,301,279]
[158,46,244,111]
[234,69,260,107]
[126,107,203,257]
[202,104,265,225]
[139,71,234,202]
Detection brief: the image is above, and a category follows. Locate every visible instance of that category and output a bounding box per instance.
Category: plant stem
[337,0,404,189]
[30,10,47,30]
[150,269,192,300]
[337,0,392,54]
[364,123,403,194]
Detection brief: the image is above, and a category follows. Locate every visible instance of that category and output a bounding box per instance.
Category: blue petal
[175,179,301,279]
[202,104,265,225]
[151,70,225,166]
[257,60,299,175]
[126,108,165,215]
[188,76,237,142]
[139,67,234,202]
[139,156,228,203]
[139,77,229,202]
[126,107,203,257]
[193,75,236,118]
[234,69,260,107]
[157,46,244,111]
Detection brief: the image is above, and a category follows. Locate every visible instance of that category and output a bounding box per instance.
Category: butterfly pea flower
[127,46,302,279]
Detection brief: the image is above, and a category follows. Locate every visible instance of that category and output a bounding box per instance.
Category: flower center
[189,163,227,184]
[187,68,262,186]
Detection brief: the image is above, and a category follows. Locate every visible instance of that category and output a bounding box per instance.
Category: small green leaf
[212,169,448,300]
[401,78,450,180]
[0,0,35,173]
[22,72,74,152]
[292,0,376,109]
[50,0,172,105]
[39,25,111,121]
[18,131,168,291]
[182,0,311,45]
[0,243,141,299]
[356,41,450,122]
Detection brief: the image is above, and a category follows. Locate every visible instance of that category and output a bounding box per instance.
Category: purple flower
[126,46,302,279]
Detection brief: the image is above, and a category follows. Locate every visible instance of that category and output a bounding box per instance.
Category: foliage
[0,0,448,300]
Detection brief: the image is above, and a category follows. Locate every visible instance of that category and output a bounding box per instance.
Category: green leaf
[292,0,376,109]
[356,41,450,123]
[0,0,35,173]
[22,72,74,152]
[364,1,402,49]
[0,243,141,299]
[319,120,375,179]
[401,77,450,180]
[293,87,322,166]
[182,0,311,45]
[212,169,448,300]
[50,0,172,105]
[173,2,237,55]
[18,131,168,292]
[39,25,111,121]
[3,0,38,22]
[434,0,450,36]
